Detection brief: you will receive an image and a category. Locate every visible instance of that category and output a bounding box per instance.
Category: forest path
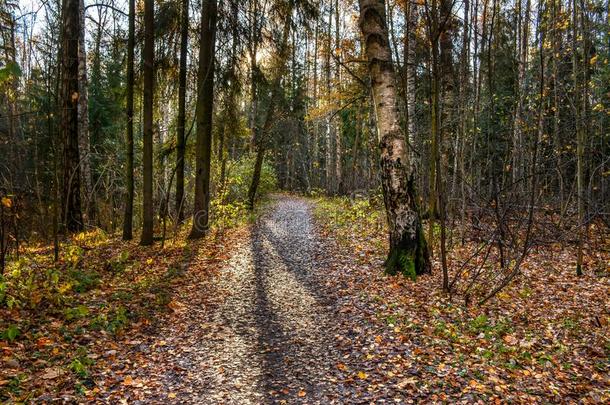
[182,195,340,403]
[104,195,348,403]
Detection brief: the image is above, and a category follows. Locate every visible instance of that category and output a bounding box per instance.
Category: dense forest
[0,0,608,401]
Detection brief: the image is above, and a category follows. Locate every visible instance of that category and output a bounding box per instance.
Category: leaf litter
[1,195,608,403]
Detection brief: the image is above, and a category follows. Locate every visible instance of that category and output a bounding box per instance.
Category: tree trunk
[219,0,239,195]
[312,21,320,187]
[141,0,154,245]
[123,0,135,240]
[358,0,430,277]
[247,15,292,208]
[404,0,418,151]
[61,0,84,232]
[175,0,188,223]
[573,0,585,276]
[325,0,335,194]
[334,0,342,193]
[248,145,265,207]
[512,0,530,186]
[248,0,259,150]
[78,0,94,225]
[189,0,218,239]
[438,0,451,289]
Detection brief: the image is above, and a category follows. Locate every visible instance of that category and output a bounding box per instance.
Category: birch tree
[358,0,430,276]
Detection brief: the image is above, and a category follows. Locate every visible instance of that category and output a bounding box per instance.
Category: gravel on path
[101,196,362,404]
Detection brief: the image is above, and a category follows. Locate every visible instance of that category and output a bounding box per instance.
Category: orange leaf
[1,197,12,208]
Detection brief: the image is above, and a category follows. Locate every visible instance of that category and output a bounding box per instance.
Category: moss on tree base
[385,225,430,279]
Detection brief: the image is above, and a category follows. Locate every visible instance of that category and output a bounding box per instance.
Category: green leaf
[0,61,22,84]
[3,324,20,342]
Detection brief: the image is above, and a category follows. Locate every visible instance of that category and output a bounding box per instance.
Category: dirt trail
[102,196,349,404]
[188,196,340,403]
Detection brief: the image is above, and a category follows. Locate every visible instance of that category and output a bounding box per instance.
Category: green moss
[385,248,417,280]
[385,223,430,279]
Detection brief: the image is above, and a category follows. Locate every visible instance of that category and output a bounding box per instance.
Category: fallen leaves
[40,367,64,380]
[312,196,610,403]
[0,224,246,402]
[1,196,608,403]
[396,376,417,389]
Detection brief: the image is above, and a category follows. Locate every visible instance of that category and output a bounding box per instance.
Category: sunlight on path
[195,197,337,403]
[102,196,341,403]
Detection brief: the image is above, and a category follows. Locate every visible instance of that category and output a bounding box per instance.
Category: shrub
[221,154,277,203]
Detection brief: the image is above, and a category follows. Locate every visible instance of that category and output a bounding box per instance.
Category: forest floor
[1,194,609,403]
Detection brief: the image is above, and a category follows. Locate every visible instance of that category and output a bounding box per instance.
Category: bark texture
[404,0,418,149]
[141,0,154,245]
[61,0,83,232]
[78,0,94,224]
[358,0,430,276]
[189,0,218,239]
[175,0,188,223]
[122,0,135,240]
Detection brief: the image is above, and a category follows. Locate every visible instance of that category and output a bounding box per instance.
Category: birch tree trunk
[358,0,430,276]
[404,0,418,151]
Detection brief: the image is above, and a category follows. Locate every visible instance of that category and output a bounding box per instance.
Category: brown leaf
[41,367,64,380]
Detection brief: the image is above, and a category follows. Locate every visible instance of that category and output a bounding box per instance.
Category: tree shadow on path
[247,198,338,403]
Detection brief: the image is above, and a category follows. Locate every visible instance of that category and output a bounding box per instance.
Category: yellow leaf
[298,390,306,397]
[168,393,177,399]
[357,371,368,380]
[1,197,12,208]
[123,376,134,386]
